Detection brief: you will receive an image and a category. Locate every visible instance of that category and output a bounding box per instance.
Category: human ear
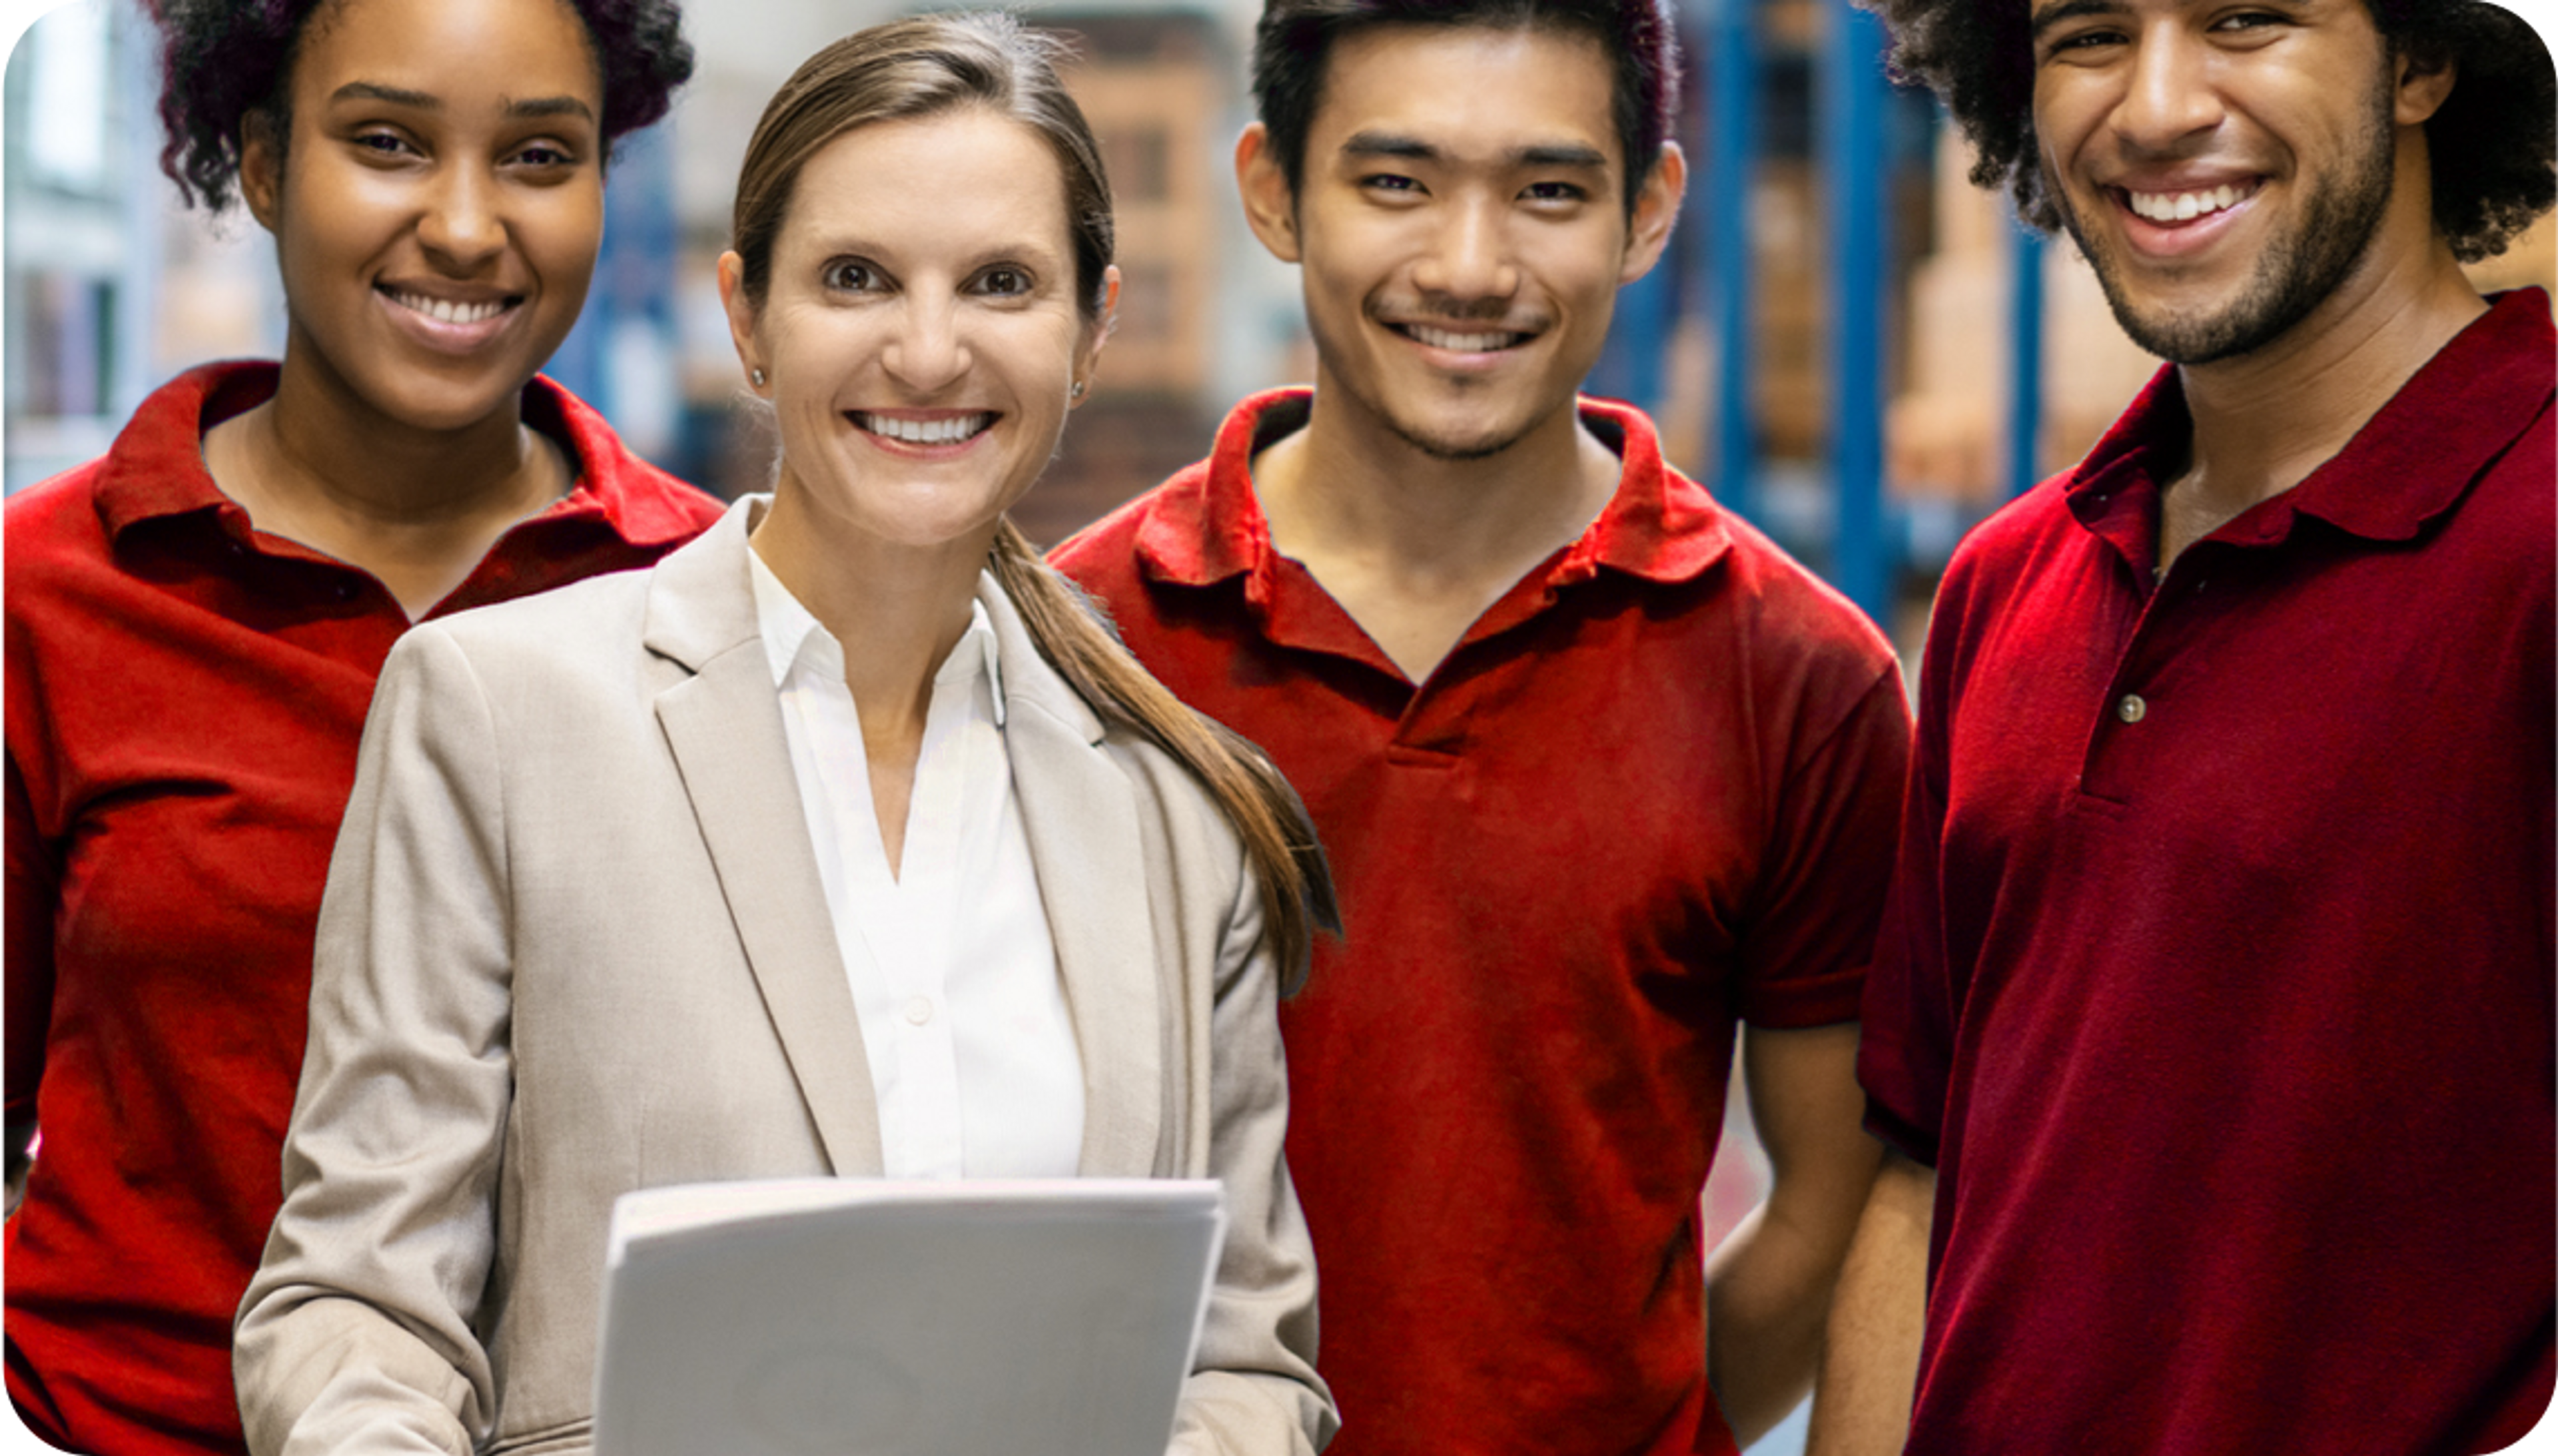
[239,112,284,232]
[1617,141,1686,286]
[1072,264,1120,408]
[2393,47,2456,127]
[1234,123,1302,265]
[716,250,768,394]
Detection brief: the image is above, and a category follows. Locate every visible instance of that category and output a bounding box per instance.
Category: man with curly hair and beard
[1809,3,2555,1453]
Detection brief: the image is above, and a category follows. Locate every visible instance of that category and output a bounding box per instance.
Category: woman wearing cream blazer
[233,17,1336,1456]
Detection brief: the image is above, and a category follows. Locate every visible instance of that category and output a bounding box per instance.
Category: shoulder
[1925,476,2087,643]
[3,459,115,583]
[985,574,1250,889]
[1715,508,1897,664]
[403,557,659,694]
[1666,494,1903,728]
[2449,341,2553,528]
[530,376,727,537]
[1050,456,1213,596]
[4,462,119,755]
[1052,390,1301,603]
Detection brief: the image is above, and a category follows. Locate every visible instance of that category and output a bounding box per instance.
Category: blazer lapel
[645,505,885,1177]
[981,579,1164,1178]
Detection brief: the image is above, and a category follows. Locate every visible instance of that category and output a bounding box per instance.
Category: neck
[1254,371,1619,589]
[250,328,554,525]
[749,476,991,739]
[2174,208,2486,518]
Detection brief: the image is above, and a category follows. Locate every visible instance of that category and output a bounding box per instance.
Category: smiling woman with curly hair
[3,2,717,1452]
[1868,0,2552,260]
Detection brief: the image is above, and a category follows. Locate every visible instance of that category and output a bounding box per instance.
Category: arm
[5,754,55,1214]
[232,627,515,1456]
[1804,1150,1934,1456]
[1705,650,1912,1443]
[0,1120,31,1223]
[1703,1022,1885,1445]
[1168,853,1336,1456]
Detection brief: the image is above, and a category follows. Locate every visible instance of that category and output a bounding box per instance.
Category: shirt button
[2117,693,2148,724]
[903,995,935,1026]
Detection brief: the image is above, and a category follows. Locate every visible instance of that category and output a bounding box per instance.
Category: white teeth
[2128,182,2248,223]
[857,412,993,445]
[390,290,509,325]
[1408,324,1520,352]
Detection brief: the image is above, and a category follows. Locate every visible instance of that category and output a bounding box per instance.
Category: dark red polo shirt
[1861,290,2556,1454]
[1055,393,1909,1456]
[3,361,724,1456]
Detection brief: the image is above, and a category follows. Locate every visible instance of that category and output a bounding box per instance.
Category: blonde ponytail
[988,519,1337,990]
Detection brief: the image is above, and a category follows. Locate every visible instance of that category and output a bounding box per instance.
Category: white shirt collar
[746,547,1005,726]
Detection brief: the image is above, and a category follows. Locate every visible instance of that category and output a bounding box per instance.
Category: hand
[0,1120,33,1223]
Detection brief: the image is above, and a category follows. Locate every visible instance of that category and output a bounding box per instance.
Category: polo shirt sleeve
[1735,661,1913,1029]
[5,752,54,1156]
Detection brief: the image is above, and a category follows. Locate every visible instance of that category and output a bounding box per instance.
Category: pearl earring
[1070,380,1086,401]
[751,368,767,387]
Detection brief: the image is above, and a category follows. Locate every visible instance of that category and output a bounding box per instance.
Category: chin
[391,388,534,435]
[1381,394,1552,463]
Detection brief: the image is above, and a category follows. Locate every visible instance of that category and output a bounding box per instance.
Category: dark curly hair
[1251,0,1680,214]
[154,0,694,212]
[1863,0,2555,262]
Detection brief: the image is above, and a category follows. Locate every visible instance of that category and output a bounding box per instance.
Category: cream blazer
[234,501,1332,1456]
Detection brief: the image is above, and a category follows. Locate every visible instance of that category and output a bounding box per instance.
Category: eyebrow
[2028,0,2127,38]
[327,81,596,123]
[1340,131,1610,172]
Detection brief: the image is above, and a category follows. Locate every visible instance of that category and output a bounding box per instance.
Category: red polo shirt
[1861,290,2556,1454]
[4,361,724,1456]
[1055,393,1909,1456]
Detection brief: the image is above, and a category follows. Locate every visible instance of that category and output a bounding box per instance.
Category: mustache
[1375,296,1551,332]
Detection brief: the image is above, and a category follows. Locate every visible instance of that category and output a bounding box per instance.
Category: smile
[380,288,517,326]
[851,412,996,446]
[2120,181,2258,225]
[1398,323,1529,353]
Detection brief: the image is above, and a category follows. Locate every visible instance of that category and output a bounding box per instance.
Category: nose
[416,164,506,270]
[2114,22,2226,154]
[881,297,970,394]
[1408,192,1520,307]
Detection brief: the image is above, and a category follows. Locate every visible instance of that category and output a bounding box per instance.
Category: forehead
[778,109,1071,258]
[2028,0,2376,35]
[294,0,602,107]
[1309,23,1621,169]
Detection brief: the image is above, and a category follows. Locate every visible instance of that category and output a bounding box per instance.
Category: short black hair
[1250,0,1680,213]
[1863,0,2554,262]
[155,0,695,212]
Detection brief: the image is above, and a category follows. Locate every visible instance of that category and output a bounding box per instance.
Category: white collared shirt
[749,551,1084,1180]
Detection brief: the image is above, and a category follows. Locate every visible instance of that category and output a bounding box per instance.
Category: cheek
[1007,314,1090,390]
[526,187,608,288]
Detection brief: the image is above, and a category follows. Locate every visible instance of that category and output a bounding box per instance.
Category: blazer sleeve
[234,624,515,1456]
[1170,857,1337,1456]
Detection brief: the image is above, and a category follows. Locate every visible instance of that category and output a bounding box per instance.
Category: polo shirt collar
[91,361,704,552]
[1134,387,1731,590]
[91,361,272,539]
[2068,288,2555,549]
